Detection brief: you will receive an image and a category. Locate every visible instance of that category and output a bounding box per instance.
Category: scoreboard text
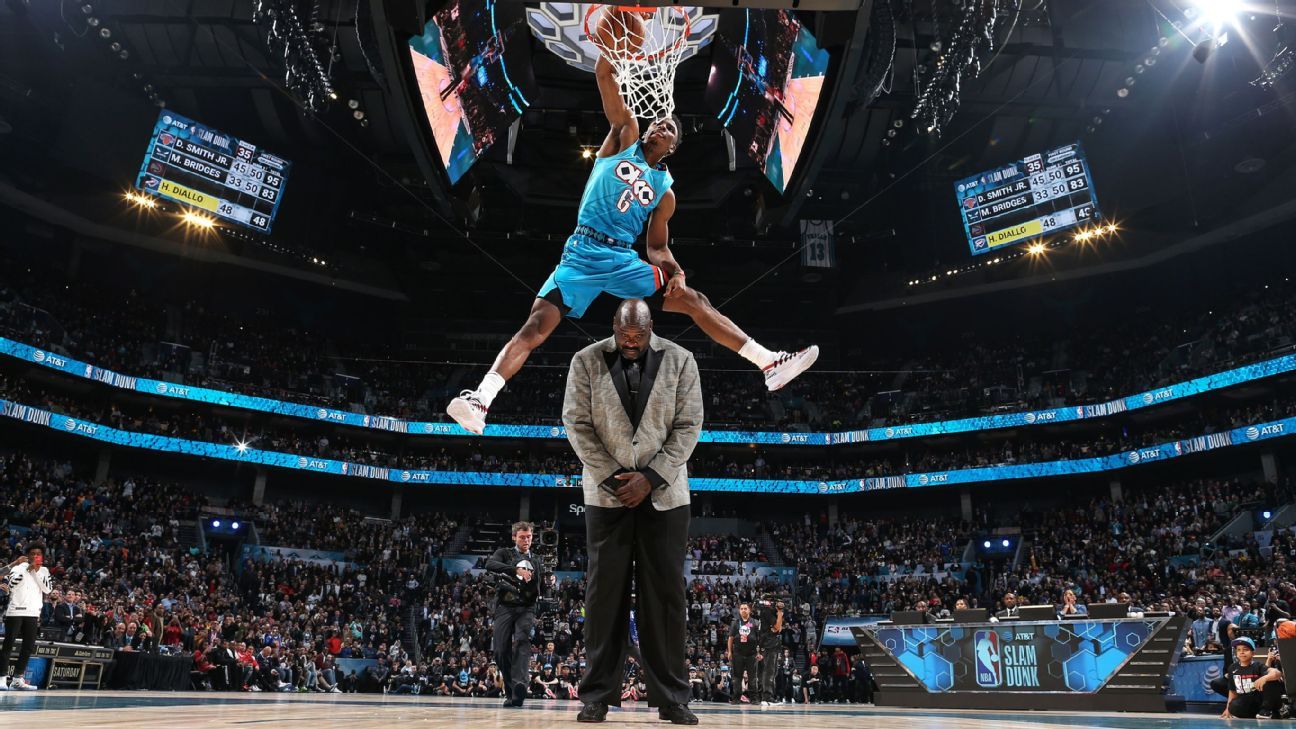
[134,110,291,233]
[955,142,1101,256]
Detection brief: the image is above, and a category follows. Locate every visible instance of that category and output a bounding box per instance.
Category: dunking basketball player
[447,47,818,434]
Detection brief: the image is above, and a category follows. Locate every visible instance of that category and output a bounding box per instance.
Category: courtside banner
[870,619,1161,693]
[2,335,1294,446]
[2,397,1293,493]
[821,615,888,647]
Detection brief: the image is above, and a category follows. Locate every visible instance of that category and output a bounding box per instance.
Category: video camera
[484,528,561,613]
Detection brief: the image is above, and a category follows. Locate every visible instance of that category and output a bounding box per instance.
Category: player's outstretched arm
[596,55,639,157]
[646,190,685,296]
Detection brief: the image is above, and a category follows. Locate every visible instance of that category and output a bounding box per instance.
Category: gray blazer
[562,333,702,511]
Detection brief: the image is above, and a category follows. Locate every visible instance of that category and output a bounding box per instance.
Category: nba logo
[974,630,1002,688]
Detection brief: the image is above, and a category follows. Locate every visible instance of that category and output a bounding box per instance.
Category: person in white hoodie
[0,543,56,691]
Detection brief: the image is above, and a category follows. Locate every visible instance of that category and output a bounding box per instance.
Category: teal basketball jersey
[575,142,674,244]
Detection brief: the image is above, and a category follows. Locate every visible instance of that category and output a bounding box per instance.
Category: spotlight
[1116,87,1130,98]
[1263,511,1272,520]
[1192,0,1241,31]
[86,15,99,26]
[1028,242,1046,255]
[81,3,92,13]
[328,91,338,100]
[119,50,129,60]
[347,98,360,109]
[580,147,592,159]
[1105,224,1117,234]
[99,27,111,38]
[110,41,120,52]
[231,521,241,530]
[235,440,248,452]
[352,109,364,120]
[1002,539,1010,548]
[983,540,991,548]
[212,520,221,528]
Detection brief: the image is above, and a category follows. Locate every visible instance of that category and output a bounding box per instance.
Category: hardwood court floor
[0,691,1234,728]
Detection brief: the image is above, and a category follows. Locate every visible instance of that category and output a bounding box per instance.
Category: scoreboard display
[134,110,291,233]
[955,142,1101,256]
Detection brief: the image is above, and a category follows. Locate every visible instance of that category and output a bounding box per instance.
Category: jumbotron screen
[705,9,830,194]
[134,110,291,233]
[955,141,1102,256]
[407,0,536,185]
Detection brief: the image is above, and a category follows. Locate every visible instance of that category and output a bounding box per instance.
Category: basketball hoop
[583,4,691,120]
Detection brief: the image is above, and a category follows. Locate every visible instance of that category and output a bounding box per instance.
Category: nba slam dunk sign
[872,620,1161,693]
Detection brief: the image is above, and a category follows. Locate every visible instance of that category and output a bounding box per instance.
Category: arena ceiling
[0,0,1294,305]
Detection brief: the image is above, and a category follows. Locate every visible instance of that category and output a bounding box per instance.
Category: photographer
[486,521,547,708]
[753,597,784,706]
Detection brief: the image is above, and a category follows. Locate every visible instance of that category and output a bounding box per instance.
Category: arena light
[235,440,248,453]
[231,521,241,530]
[1263,510,1273,520]
[983,540,991,548]
[124,191,156,209]
[212,519,221,529]
[1027,242,1046,255]
[1002,539,1010,548]
[181,211,216,229]
[1191,0,1241,31]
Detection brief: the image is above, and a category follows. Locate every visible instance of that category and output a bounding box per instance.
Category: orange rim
[582,5,692,63]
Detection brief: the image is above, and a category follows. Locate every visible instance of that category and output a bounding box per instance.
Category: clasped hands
[602,471,652,508]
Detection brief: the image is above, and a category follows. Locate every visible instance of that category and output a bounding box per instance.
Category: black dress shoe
[502,697,518,708]
[658,704,699,725]
[577,702,609,723]
[511,683,527,707]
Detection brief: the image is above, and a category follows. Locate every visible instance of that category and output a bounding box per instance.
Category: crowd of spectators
[7,434,1296,704]
[0,450,444,693]
[3,254,1295,433]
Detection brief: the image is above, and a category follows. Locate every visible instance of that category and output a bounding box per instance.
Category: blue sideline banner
[2,397,1292,493]
[4,335,1295,447]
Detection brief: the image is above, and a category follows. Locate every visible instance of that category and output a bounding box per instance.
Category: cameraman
[754,598,784,706]
[486,521,547,708]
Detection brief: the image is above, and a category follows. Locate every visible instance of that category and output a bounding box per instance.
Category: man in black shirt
[486,521,546,708]
[727,603,758,704]
[1210,637,1286,719]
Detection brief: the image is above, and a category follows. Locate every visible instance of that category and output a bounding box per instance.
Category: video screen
[407,0,536,185]
[705,9,830,193]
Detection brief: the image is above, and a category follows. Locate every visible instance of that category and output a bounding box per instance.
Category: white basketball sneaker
[447,390,489,435]
[763,345,819,391]
[10,677,37,690]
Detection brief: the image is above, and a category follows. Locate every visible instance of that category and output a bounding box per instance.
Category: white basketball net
[585,5,691,120]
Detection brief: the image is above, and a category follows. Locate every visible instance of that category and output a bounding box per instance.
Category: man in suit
[996,592,1020,619]
[53,590,82,642]
[563,299,701,725]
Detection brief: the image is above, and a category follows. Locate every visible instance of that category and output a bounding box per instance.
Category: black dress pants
[579,501,689,707]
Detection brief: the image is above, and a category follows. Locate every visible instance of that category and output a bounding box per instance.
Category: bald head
[614,299,652,328]
[613,299,653,361]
